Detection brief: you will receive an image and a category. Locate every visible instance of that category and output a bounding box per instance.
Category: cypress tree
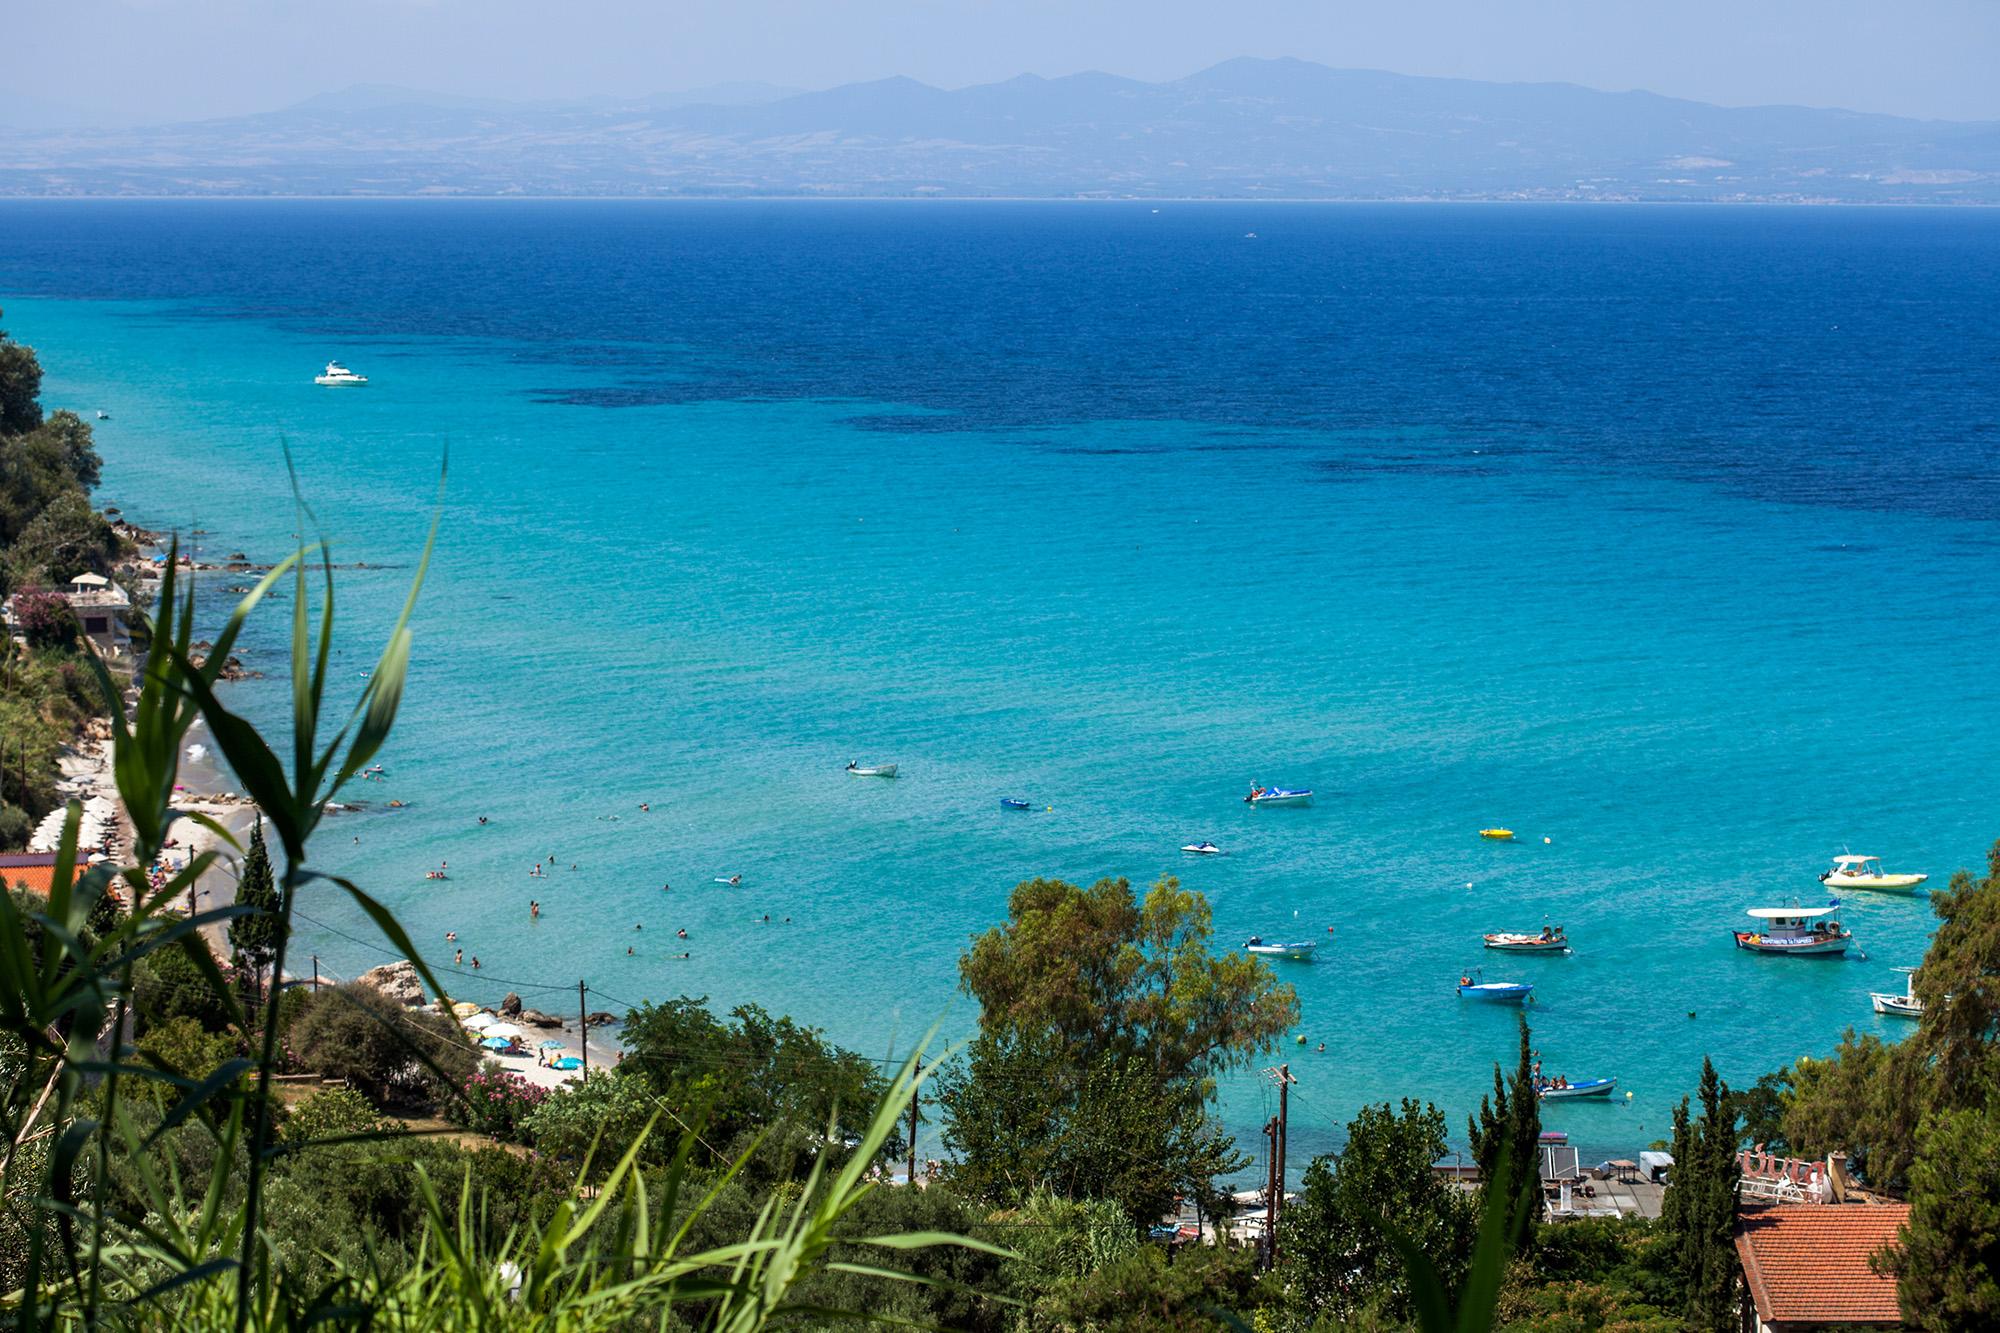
[227,818,283,1001]
[1467,1016,1542,1251]
[1661,1057,1742,1331]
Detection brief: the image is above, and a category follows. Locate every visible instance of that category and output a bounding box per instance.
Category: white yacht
[314,361,369,386]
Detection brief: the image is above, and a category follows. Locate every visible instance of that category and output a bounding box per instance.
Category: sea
[3,200,1998,1171]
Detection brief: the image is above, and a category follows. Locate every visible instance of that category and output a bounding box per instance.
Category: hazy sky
[14,0,2000,124]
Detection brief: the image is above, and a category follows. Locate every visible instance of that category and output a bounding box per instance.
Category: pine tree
[227,818,283,1002]
[1467,1016,1542,1252]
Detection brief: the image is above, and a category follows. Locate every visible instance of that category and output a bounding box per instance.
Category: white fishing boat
[313,361,368,386]
[1244,936,1316,962]
[1484,926,1569,953]
[1820,855,1927,893]
[1734,904,1853,957]
[1181,842,1222,855]
[1245,785,1312,807]
[845,762,897,778]
[1870,967,1922,1019]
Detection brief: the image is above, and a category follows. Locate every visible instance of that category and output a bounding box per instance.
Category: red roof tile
[1735,1203,1908,1327]
[1,851,60,896]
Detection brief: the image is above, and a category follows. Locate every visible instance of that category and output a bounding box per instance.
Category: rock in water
[518,1009,563,1029]
[500,992,523,1017]
[355,961,426,1007]
[584,1011,618,1027]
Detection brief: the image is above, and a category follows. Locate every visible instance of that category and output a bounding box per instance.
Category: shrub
[281,1086,392,1146]
[445,1069,549,1143]
[289,983,478,1109]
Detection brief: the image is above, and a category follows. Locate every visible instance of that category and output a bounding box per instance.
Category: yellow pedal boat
[1480,828,1516,841]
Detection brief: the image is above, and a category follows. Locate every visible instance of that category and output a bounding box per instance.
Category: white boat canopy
[1745,905,1842,920]
[1831,855,1879,865]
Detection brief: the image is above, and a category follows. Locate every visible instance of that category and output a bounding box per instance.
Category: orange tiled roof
[1,852,60,896]
[1735,1203,1909,1327]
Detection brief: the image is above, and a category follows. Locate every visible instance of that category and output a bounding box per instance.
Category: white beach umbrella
[482,1022,525,1042]
[461,1012,497,1032]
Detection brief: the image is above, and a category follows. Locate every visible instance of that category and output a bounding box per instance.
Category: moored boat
[1734,904,1852,957]
[1182,841,1222,855]
[1245,936,1316,962]
[1245,785,1312,807]
[1480,828,1515,841]
[1870,967,1922,1019]
[846,762,897,778]
[1484,926,1569,952]
[313,361,368,386]
[1000,798,1031,810]
[1820,855,1928,893]
[1457,977,1533,1004]
[1535,1075,1617,1100]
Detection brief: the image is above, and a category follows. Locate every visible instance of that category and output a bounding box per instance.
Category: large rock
[355,961,426,1007]
[519,1009,564,1029]
[585,1011,618,1027]
[500,992,522,1017]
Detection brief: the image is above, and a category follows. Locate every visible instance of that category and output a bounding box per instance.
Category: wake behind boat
[313,361,368,386]
[1245,785,1312,807]
[1245,936,1316,962]
[1734,903,1853,957]
[846,761,897,778]
[1821,854,1928,893]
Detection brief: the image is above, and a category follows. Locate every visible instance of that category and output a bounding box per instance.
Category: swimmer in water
[676,928,687,939]
[471,956,481,969]
[530,900,539,918]
[478,816,488,825]
[640,803,650,812]
[454,948,463,965]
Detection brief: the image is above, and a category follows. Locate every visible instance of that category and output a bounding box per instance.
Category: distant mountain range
[5,59,1998,202]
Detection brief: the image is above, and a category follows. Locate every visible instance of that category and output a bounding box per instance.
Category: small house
[1734,1202,1909,1331]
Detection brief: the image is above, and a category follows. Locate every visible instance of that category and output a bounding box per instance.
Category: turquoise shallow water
[5,201,1999,1169]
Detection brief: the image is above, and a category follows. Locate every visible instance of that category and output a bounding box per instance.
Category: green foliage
[1658,1058,1740,1331]
[135,1014,240,1083]
[520,1069,663,1175]
[1000,1187,1140,1285]
[1467,1016,1541,1255]
[619,994,894,1176]
[6,489,118,586]
[1883,1098,2000,1330]
[1026,1242,1265,1332]
[443,1067,548,1143]
[1724,1069,1791,1152]
[0,802,31,850]
[288,982,478,1108]
[1281,1098,1477,1325]
[278,1085,390,1145]
[225,819,282,985]
[944,875,1295,1222]
[0,309,42,436]
[133,939,237,1033]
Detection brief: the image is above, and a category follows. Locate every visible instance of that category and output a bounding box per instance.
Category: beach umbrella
[451,1001,481,1017]
[480,1036,514,1050]
[483,1022,525,1041]
[553,1057,583,1070]
[461,1012,497,1032]
[538,1039,566,1049]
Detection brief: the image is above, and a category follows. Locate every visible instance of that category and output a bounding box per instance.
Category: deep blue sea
[4,200,1998,1170]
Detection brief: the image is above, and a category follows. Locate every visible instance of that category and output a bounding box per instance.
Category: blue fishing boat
[1536,1075,1617,1100]
[1457,977,1533,1004]
[1000,798,1031,810]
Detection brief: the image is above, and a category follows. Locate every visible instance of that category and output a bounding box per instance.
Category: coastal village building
[1,851,61,895]
[1,573,131,657]
[1733,1199,1909,1331]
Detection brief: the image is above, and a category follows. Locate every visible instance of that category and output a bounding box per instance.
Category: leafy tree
[1724,1069,1791,1153]
[0,310,41,436]
[1283,1097,1477,1325]
[944,876,1296,1221]
[0,412,101,547]
[804,1181,1009,1332]
[288,982,478,1108]
[618,995,892,1174]
[0,802,32,851]
[6,490,116,588]
[8,587,78,650]
[280,1085,391,1146]
[1659,1058,1740,1331]
[519,1070,663,1179]
[135,1014,238,1083]
[1468,1016,1541,1254]
[1883,1098,2000,1330]
[1027,1242,1266,1332]
[227,819,283,999]
[132,941,235,1033]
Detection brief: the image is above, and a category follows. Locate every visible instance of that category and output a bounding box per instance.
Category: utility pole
[907,1057,921,1189]
[310,955,319,994]
[1264,1112,1280,1264]
[579,980,589,1076]
[1262,1064,1297,1270]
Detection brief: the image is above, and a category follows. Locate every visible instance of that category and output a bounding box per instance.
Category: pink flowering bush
[447,1069,549,1143]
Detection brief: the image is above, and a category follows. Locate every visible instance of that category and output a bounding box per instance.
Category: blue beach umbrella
[481,1036,513,1050]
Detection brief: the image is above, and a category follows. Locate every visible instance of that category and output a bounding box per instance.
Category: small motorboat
[1821,855,1928,893]
[1182,841,1222,855]
[713,876,743,886]
[1000,797,1031,811]
[846,762,898,778]
[1245,936,1316,962]
[95,410,111,420]
[1535,1075,1617,1100]
[1484,926,1569,953]
[1870,967,1923,1019]
[1245,785,1312,807]
[313,360,368,386]
[1480,828,1516,841]
[1458,977,1533,1004]
[1735,903,1852,956]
